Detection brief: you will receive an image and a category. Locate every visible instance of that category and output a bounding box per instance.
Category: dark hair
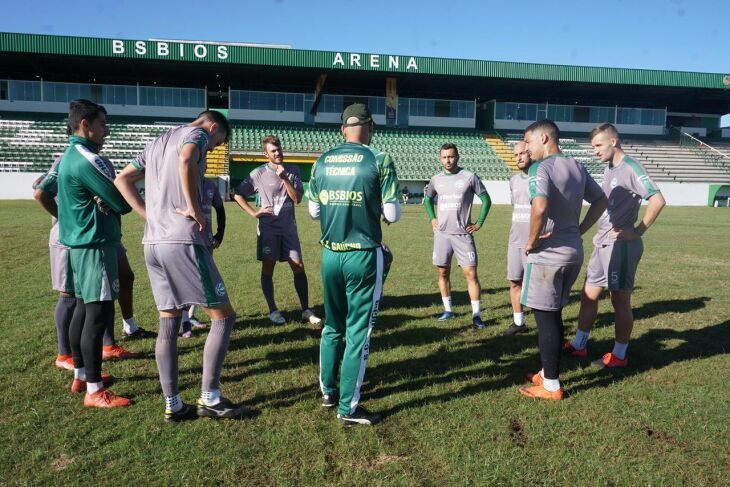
[197,110,230,142]
[590,122,620,141]
[440,143,459,155]
[68,99,107,132]
[261,135,282,150]
[525,119,560,141]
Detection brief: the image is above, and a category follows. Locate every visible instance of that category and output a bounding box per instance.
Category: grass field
[0,201,728,485]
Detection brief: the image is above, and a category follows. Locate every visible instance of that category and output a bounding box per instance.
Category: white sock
[572,329,590,350]
[612,341,629,360]
[87,381,104,394]
[122,317,138,334]
[165,394,183,412]
[542,377,561,392]
[471,300,480,317]
[442,296,452,313]
[200,389,221,406]
[189,305,197,318]
[181,309,189,323]
[74,367,86,381]
[513,312,524,326]
[539,369,544,378]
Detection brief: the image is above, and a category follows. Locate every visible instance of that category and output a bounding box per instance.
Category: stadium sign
[332,52,418,71]
[1,33,728,89]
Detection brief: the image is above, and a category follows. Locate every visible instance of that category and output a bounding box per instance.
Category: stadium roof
[2,32,729,90]
[2,32,729,114]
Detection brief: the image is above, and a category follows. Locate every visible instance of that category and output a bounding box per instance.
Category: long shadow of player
[566,318,729,394]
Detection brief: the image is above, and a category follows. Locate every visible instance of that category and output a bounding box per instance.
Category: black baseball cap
[342,103,373,126]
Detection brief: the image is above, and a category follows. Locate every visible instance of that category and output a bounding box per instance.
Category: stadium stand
[230,122,513,181]
[502,133,605,181]
[622,139,730,183]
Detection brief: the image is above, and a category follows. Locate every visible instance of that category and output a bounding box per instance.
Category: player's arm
[114,163,147,220]
[78,157,132,215]
[423,181,438,231]
[306,163,321,220]
[579,173,608,235]
[378,154,401,224]
[635,192,666,236]
[525,196,547,254]
[34,187,58,218]
[467,191,492,233]
[177,143,204,230]
[277,166,302,204]
[212,192,226,246]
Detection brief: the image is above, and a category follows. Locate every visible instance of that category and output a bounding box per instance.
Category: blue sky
[2,0,728,123]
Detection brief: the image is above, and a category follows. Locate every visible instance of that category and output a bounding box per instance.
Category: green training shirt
[306,142,399,251]
[57,136,132,248]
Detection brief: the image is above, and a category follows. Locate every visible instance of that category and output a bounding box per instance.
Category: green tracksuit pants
[320,246,384,416]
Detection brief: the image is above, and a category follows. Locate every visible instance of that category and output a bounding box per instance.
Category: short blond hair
[590,123,620,142]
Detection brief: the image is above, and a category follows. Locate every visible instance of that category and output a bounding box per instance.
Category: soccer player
[424,144,492,329]
[181,177,226,337]
[34,147,151,367]
[56,99,133,408]
[115,110,244,421]
[233,136,321,326]
[33,154,76,370]
[501,141,533,336]
[518,119,607,400]
[565,123,665,367]
[306,103,400,425]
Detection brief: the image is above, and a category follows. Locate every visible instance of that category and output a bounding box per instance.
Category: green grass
[0,201,728,485]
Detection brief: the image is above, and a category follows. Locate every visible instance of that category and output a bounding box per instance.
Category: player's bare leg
[567,284,603,355]
[462,266,485,329]
[501,280,529,336]
[436,265,453,321]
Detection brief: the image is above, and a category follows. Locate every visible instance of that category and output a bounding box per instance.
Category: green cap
[341,103,373,126]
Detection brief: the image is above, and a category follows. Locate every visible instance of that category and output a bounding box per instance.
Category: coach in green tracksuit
[306,104,400,426]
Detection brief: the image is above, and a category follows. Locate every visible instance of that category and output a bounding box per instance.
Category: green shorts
[69,246,120,303]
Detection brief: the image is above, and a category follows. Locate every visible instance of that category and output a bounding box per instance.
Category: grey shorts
[50,245,74,294]
[521,262,582,311]
[507,245,527,282]
[144,243,230,311]
[585,240,643,291]
[257,231,302,262]
[433,232,477,267]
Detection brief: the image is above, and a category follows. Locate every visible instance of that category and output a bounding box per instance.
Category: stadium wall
[0,174,711,206]
[0,100,202,118]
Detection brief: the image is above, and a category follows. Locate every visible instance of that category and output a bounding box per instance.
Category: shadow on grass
[568,318,729,394]
[381,287,509,311]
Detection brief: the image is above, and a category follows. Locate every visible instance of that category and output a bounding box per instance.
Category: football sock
[471,300,480,317]
[202,315,235,396]
[572,329,590,350]
[122,317,138,335]
[82,301,114,384]
[543,377,561,392]
[200,389,221,406]
[293,272,309,310]
[261,273,277,313]
[155,316,181,397]
[74,367,86,380]
[612,341,629,360]
[165,394,183,412]
[513,312,524,326]
[534,308,564,380]
[87,381,104,394]
[442,296,452,313]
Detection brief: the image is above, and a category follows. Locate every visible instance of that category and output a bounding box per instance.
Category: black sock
[261,272,277,313]
[293,272,309,310]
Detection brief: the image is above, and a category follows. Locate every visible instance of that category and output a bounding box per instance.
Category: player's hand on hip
[466,223,481,234]
[175,206,205,231]
[611,227,639,241]
[255,206,274,218]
